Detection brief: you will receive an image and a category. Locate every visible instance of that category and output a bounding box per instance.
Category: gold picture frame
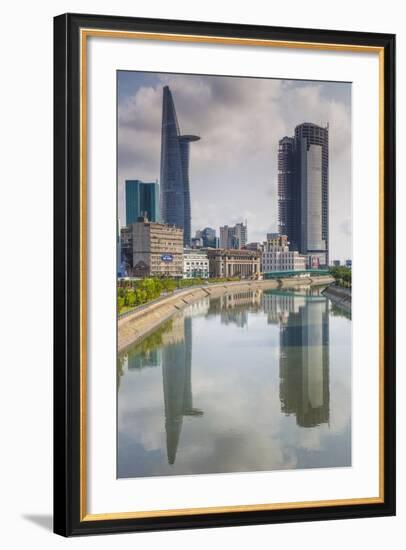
[54,13,396,536]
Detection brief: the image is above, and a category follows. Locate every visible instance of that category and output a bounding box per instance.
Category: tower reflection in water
[162,315,203,464]
[263,288,330,427]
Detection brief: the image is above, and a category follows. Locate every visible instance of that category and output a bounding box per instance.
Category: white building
[262,235,307,273]
[183,249,209,279]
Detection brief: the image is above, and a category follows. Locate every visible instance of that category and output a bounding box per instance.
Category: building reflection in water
[161,290,264,464]
[162,315,203,464]
[124,318,181,371]
[120,287,331,468]
[206,290,262,328]
[127,348,161,370]
[263,288,330,427]
[120,314,203,465]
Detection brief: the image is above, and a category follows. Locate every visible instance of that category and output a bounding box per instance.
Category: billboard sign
[161,254,173,262]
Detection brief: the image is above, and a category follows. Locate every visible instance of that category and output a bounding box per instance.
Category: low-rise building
[262,234,307,273]
[207,248,261,279]
[183,249,209,279]
[121,216,183,278]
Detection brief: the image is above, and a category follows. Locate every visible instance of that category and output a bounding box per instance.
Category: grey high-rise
[278,123,329,266]
[160,86,200,246]
[219,222,248,249]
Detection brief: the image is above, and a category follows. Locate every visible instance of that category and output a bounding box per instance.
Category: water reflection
[263,289,330,426]
[118,287,351,478]
[162,316,203,464]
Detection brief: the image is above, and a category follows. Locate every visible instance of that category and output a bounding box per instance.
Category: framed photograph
[54,13,396,536]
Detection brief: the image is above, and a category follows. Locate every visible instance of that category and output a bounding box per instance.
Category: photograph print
[116,70,352,479]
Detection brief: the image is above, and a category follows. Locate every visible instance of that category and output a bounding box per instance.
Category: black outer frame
[53,12,396,537]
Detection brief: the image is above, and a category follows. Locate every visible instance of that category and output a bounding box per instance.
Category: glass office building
[125,180,160,226]
[160,86,200,246]
[195,227,219,249]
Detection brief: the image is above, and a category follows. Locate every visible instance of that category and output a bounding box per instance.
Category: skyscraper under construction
[278,122,329,267]
[160,86,200,247]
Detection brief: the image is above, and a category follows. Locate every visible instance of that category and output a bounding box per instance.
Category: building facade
[266,233,289,248]
[160,85,200,247]
[183,249,209,279]
[262,234,307,273]
[125,179,160,225]
[219,222,247,249]
[278,123,329,266]
[121,217,184,278]
[207,248,261,279]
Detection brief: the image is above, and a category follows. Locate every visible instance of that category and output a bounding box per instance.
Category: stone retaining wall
[322,284,352,313]
[118,276,334,352]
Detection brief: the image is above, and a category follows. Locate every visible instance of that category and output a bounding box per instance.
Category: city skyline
[118,71,351,261]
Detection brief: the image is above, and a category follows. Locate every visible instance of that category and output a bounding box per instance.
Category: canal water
[117,287,351,478]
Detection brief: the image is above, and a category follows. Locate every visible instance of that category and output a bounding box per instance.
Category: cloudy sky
[118,71,352,262]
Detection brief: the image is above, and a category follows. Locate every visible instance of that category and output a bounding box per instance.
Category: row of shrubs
[117,276,240,313]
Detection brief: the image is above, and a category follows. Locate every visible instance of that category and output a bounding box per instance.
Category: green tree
[117,295,125,313]
[329,266,352,288]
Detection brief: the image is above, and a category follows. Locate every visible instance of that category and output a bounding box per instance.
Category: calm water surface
[117,287,351,478]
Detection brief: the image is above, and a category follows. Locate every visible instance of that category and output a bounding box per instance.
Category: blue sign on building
[161,254,173,262]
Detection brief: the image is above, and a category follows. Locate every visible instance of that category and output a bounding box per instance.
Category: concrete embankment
[278,275,334,288]
[322,284,352,313]
[118,276,334,352]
